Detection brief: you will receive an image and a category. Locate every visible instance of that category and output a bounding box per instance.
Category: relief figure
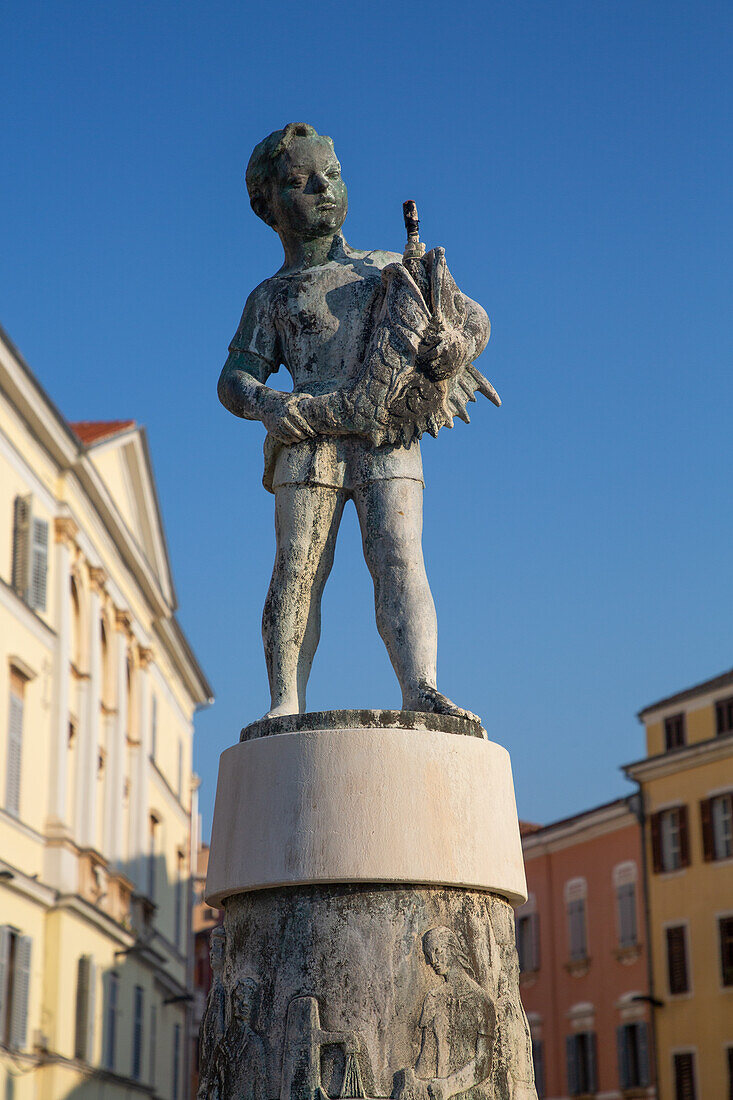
[396,927,495,1100]
[215,977,267,1100]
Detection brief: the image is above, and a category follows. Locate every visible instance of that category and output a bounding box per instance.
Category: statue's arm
[218,350,314,443]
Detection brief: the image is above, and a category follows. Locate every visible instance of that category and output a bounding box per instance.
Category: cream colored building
[0,325,212,1098]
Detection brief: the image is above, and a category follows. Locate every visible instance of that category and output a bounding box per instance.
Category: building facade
[189,843,221,1099]
[0,326,212,1098]
[519,801,655,1100]
[625,670,733,1100]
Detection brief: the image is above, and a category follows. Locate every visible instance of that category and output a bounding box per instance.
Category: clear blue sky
[3,1,732,836]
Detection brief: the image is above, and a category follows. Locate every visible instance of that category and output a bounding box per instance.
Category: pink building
[519,799,656,1099]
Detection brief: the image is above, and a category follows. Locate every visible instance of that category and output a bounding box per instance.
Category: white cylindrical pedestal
[206,723,527,907]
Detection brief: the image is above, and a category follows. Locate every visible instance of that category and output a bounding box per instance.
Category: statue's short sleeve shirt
[230,244,424,491]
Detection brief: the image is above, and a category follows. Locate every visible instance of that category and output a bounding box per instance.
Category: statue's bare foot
[403,682,480,723]
[262,701,300,720]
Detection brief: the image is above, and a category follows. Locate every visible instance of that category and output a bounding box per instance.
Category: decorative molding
[115,609,134,636]
[88,566,107,595]
[138,645,154,669]
[54,515,79,547]
[8,655,37,682]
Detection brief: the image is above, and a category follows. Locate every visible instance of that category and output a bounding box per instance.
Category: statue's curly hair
[245,123,335,227]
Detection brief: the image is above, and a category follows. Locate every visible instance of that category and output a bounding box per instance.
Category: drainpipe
[626,783,660,1096]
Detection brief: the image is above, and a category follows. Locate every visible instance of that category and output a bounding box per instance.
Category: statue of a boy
[218,123,495,720]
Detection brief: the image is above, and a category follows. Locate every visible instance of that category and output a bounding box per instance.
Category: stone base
[206,716,527,907]
[217,884,536,1100]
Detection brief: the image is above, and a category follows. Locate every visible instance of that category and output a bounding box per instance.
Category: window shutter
[650,811,663,873]
[700,798,714,861]
[720,916,733,986]
[29,518,48,611]
[636,1022,650,1087]
[9,935,31,1049]
[616,1025,629,1089]
[678,804,690,866]
[74,955,96,1060]
[667,925,689,994]
[87,958,97,1062]
[5,691,24,817]
[566,1035,578,1097]
[0,927,10,1042]
[587,1031,598,1093]
[531,912,540,971]
[11,496,31,599]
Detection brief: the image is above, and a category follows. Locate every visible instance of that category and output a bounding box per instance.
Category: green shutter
[5,691,24,817]
[566,1035,578,1096]
[9,935,31,1049]
[11,496,31,599]
[29,518,48,611]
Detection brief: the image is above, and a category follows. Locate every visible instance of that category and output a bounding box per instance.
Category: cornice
[623,732,733,782]
[522,798,636,857]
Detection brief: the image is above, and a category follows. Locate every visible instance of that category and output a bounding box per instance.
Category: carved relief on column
[47,516,79,830]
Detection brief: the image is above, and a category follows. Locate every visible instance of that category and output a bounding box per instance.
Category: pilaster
[47,516,78,830]
[76,566,105,848]
[131,644,154,890]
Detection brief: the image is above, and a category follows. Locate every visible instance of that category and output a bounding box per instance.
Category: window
[103,971,119,1070]
[132,985,144,1079]
[516,911,540,973]
[717,696,733,736]
[11,496,48,612]
[720,917,733,987]
[172,1022,181,1100]
[665,712,686,749]
[5,669,25,817]
[0,927,32,1050]
[613,863,638,948]
[532,1038,545,1098]
[673,1051,696,1100]
[567,899,588,961]
[148,814,159,901]
[651,806,690,872]
[149,1001,157,1086]
[74,955,96,1061]
[666,924,689,994]
[727,1046,733,1100]
[566,1031,597,1096]
[617,1022,650,1089]
[701,794,733,861]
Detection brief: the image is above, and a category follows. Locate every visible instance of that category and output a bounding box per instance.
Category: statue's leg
[263,483,345,718]
[354,479,476,719]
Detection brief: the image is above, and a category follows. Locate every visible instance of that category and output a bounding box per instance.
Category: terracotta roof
[519,820,542,836]
[637,667,733,719]
[71,419,135,446]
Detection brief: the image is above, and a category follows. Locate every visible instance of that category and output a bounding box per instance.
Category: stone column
[75,567,104,849]
[47,516,77,831]
[205,712,537,1100]
[130,646,153,890]
[105,610,130,866]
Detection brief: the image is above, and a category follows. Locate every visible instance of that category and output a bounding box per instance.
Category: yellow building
[0,325,212,1098]
[625,671,733,1100]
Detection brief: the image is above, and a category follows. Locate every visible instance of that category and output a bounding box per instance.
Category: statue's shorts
[269,435,424,493]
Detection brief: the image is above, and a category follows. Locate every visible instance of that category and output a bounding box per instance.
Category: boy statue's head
[246,123,348,241]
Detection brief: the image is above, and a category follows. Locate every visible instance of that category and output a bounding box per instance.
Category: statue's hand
[261,393,316,445]
[417,325,469,382]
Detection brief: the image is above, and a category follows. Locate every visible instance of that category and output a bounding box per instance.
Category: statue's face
[268,136,347,239]
[233,983,254,1020]
[424,931,452,977]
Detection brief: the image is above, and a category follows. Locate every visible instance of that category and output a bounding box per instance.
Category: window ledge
[614,943,642,964]
[564,956,591,977]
